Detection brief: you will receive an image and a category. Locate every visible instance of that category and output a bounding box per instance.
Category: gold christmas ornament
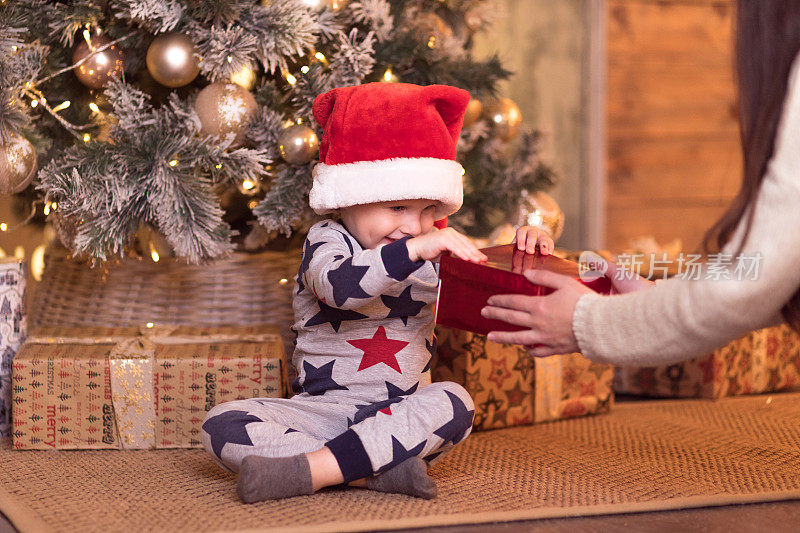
[484,97,522,141]
[146,33,200,88]
[462,97,483,128]
[72,34,125,89]
[414,12,453,48]
[516,190,564,241]
[278,124,319,165]
[0,134,37,195]
[194,82,258,147]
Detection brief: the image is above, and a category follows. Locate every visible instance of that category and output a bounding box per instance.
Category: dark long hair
[702,0,800,329]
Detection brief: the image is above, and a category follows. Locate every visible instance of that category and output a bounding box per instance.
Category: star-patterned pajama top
[291,219,439,403]
[200,219,475,480]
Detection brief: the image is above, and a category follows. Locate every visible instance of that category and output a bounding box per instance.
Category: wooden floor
[2,500,800,532]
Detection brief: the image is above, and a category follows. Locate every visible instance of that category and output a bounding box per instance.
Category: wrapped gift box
[614,324,800,398]
[0,259,27,438]
[433,327,614,431]
[11,324,286,450]
[437,244,612,336]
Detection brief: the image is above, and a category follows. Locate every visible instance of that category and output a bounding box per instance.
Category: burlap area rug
[2,393,800,533]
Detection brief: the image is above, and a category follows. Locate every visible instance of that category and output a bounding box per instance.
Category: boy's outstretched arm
[301,224,425,310]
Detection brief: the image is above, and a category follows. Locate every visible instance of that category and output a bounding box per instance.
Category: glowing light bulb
[0,223,7,232]
[52,100,71,112]
[169,159,178,167]
[285,73,297,85]
[31,244,46,281]
[89,102,100,113]
[146,322,154,328]
[300,65,309,74]
[30,100,37,108]
[83,133,91,143]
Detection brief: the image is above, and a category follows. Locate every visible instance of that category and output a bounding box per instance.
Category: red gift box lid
[436,244,612,336]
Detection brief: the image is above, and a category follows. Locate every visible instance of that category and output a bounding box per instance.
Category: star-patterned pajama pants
[201,381,475,482]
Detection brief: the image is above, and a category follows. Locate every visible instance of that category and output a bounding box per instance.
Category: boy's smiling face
[339,199,440,250]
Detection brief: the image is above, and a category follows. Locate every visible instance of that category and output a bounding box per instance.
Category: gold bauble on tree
[278,124,319,165]
[0,134,37,196]
[462,98,483,128]
[146,33,200,88]
[72,34,125,89]
[484,97,522,141]
[194,82,258,147]
[515,190,564,241]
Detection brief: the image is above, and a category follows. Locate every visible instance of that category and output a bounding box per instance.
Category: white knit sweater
[573,53,800,366]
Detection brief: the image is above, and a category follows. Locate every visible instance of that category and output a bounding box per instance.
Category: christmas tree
[0,0,555,264]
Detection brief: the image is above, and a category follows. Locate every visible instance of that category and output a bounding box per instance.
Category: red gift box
[436,244,612,335]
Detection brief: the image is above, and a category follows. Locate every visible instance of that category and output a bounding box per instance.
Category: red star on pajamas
[348,326,408,373]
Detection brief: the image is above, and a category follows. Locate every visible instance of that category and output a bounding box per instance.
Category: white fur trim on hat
[309,157,464,218]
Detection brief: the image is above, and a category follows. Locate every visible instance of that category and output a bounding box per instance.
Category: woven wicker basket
[30,244,301,357]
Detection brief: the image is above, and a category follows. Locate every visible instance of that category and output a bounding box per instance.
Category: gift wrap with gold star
[432,327,614,431]
[10,325,286,450]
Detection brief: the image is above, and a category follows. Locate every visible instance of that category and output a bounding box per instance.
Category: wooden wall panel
[605,0,739,252]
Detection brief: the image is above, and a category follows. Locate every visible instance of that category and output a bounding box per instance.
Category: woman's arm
[482,53,800,366]
[571,53,800,366]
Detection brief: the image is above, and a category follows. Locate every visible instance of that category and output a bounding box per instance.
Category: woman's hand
[480,269,594,357]
[513,226,555,255]
[407,227,488,263]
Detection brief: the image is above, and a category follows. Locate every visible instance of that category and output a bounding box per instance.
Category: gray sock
[236,454,314,503]
[366,457,438,499]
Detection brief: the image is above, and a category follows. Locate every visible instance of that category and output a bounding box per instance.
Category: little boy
[201,82,553,502]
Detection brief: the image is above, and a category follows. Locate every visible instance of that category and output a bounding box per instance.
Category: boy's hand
[406,227,488,263]
[513,226,555,255]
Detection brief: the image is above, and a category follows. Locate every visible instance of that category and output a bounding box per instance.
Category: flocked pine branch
[113,0,185,34]
[37,79,270,263]
[253,162,315,237]
[349,0,394,42]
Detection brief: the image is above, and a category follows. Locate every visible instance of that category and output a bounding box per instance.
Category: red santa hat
[310,82,470,221]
